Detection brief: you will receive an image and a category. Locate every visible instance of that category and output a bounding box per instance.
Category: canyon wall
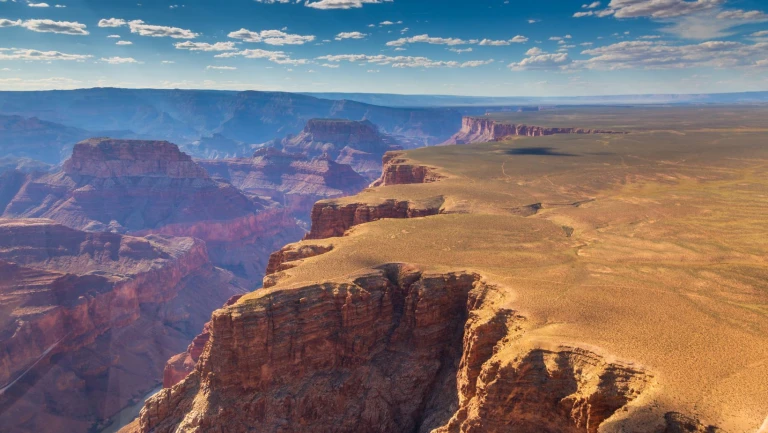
[129,265,657,433]
[1,138,305,282]
[198,148,368,224]
[279,119,402,181]
[371,151,446,187]
[0,218,246,433]
[442,117,625,145]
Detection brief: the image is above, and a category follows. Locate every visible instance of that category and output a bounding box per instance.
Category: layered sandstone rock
[128,264,655,433]
[278,119,402,181]
[304,196,444,240]
[371,151,446,187]
[1,138,304,281]
[198,148,368,223]
[0,218,246,433]
[442,116,625,145]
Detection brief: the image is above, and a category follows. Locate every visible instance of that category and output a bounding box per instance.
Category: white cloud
[0,19,22,27]
[525,47,545,55]
[21,19,89,35]
[387,34,472,46]
[107,34,121,38]
[583,1,601,8]
[175,41,237,51]
[206,65,237,70]
[335,31,367,40]
[116,40,133,45]
[228,28,315,45]
[317,53,494,68]
[509,52,571,70]
[305,0,392,9]
[478,35,528,46]
[128,20,198,38]
[216,48,308,65]
[576,39,768,69]
[320,63,340,68]
[606,0,723,19]
[98,18,127,28]
[528,19,540,24]
[0,48,92,61]
[448,47,473,53]
[101,56,139,64]
[28,2,49,7]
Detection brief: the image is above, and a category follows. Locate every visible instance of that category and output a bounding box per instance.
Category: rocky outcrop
[371,151,446,187]
[198,148,368,223]
[304,196,444,240]
[129,264,653,433]
[2,138,305,281]
[0,218,246,433]
[278,119,402,181]
[442,117,626,145]
[162,294,244,389]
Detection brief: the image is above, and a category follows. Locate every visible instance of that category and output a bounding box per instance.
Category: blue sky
[1,0,767,96]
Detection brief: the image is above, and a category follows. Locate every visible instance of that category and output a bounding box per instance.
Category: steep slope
[1,138,304,281]
[442,116,625,145]
[198,147,368,223]
[0,218,246,433]
[278,119,402,180]
[126,108,768,433]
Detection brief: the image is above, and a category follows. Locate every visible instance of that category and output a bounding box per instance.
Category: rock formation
[0,218,246,433]
[371,151,446,187]
[127,265,655,433]
[442,116,625,145]
[304,196,444,240]
[198,147,368,224]
[278,119,402,181]
[1,138,304,281]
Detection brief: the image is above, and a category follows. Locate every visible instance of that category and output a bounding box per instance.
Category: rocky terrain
[0,218,246,433]
[198,147,368,224]
[276,119,402,181]
[0,89,465,157]
[123,108,768,433]
[442,116,625,145]
[0,138,304,281]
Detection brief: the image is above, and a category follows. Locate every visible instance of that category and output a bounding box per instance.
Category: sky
[0,0,767,96]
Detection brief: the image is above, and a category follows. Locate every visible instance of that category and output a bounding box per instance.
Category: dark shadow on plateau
[504,147,579,157]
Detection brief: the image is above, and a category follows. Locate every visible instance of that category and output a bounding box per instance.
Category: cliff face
[2,138,304,281]
[442,117,625,145]
[132,265,654,433]
[0,218,246,433]
[279,119,402,181]
[198,148,368,223]
[304,196,444,240]
[371,151,446,187]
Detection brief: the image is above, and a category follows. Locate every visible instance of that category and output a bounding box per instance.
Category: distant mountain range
[1,88,766,165]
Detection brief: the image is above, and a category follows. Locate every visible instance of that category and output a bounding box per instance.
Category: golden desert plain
[129,106,768,433]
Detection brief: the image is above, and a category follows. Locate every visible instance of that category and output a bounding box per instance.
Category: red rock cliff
[0,218,246,433]
[304,196,444,240]
[371,151,446,187]
[129,264,656,433]
[2,138,305,281]
[442,117,626,145]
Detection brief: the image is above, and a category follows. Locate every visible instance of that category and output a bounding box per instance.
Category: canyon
[442,116,625,145]
[0,218,246,433]
[0,138,305,282]
[123,109,768,433]
[198,146,368,225]
[277,119,403,181]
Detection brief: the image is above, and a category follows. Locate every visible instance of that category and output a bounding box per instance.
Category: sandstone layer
[1,138,304,281]
[198,147,368,224]
[125,109,768,432]
[277,119,402,181]
[0,218,246,433]
[442,116,625,145]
